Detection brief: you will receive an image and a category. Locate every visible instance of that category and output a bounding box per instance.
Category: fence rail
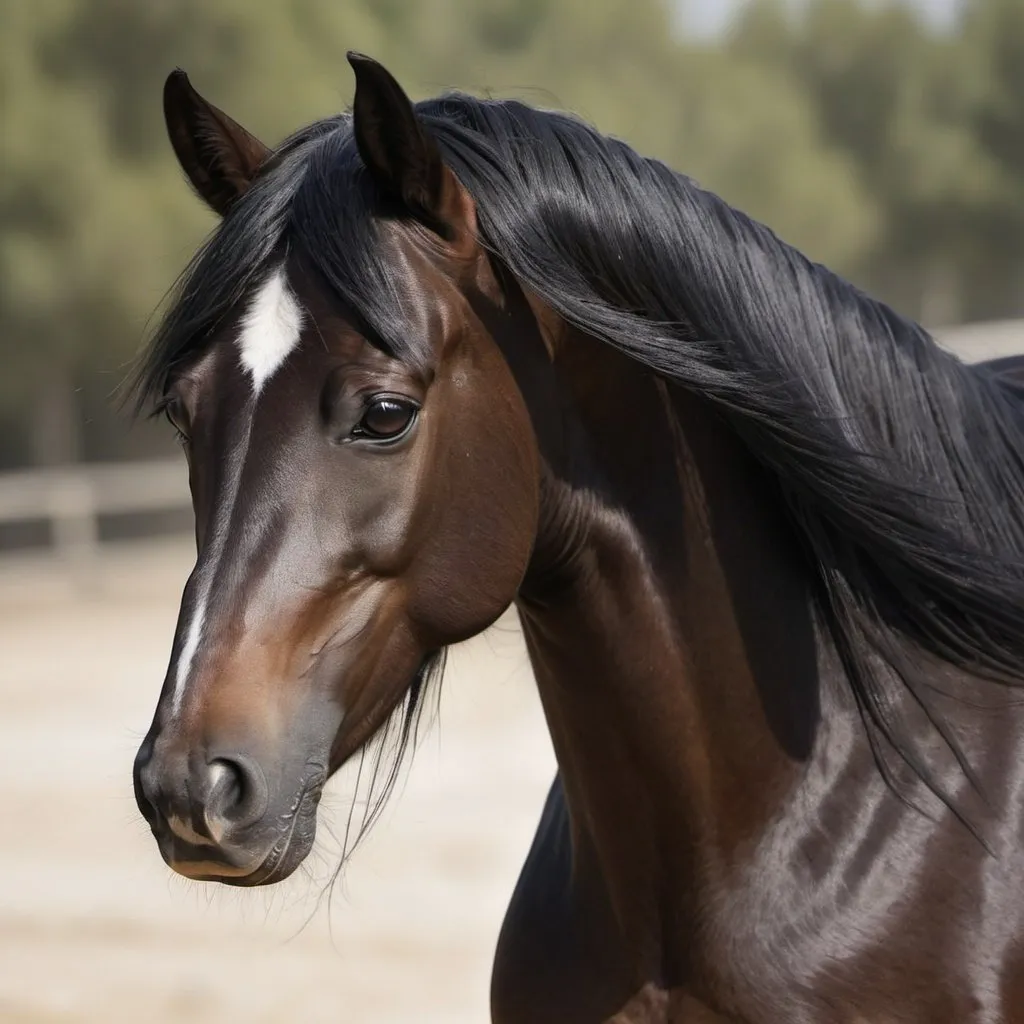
[0,456,190,569]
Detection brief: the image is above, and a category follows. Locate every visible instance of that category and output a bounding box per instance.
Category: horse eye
[354,397,417,441]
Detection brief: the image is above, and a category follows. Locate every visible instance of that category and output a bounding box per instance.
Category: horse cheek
[408,382,539,646]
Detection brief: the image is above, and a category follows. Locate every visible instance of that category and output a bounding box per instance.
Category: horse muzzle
[133,733,326,886]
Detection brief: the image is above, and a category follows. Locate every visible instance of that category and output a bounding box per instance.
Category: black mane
[136,91,1024,820]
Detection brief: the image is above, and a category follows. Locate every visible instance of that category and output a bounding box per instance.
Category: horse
[131,53,1024,1022]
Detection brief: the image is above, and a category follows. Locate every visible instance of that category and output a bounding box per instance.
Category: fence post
[46,472,100,587]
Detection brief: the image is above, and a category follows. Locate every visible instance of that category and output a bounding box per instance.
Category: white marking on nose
[170,596,206,718]
[204,762,229,844]
[166,814,212,848]
[236,266,304,394]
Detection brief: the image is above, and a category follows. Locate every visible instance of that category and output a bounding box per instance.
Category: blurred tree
[2,0,1023,470]
[663,50,879,273]
[0,0,200,464]
[730,0,1006,324]
[956,0,1024,320]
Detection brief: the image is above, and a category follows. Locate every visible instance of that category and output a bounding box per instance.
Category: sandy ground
[0,538,556,1023]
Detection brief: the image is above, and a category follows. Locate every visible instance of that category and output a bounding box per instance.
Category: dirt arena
[0,539,555,1023]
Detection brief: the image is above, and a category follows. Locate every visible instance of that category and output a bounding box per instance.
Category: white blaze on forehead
[237,266,304,393]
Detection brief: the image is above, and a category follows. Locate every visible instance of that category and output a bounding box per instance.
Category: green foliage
[1,0,1022,466]
[729,0,1020,320]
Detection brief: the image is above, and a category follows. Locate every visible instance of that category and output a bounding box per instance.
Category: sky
[680,0,961,37]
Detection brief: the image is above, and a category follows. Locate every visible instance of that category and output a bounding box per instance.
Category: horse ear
[347,52,474,243]
[163,69,271,217]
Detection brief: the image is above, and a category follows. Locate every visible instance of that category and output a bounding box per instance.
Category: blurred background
[1,0,1023,1021]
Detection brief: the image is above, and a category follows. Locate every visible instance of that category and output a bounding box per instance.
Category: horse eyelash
[147,394,172,423]
[151,395,189,447]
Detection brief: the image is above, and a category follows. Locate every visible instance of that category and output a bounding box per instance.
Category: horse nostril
[204,755,269,839]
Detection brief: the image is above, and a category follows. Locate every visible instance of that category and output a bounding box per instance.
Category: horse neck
[514,331,827,943]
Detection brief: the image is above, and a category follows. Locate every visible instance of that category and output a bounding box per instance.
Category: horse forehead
[236,266,305,394]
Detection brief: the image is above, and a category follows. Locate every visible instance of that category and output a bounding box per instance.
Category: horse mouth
[166,773,325,887]
[230,773,325,886]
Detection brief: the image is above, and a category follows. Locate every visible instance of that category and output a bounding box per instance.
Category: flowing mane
[426,95,1024,814]
[135,91,1024,816]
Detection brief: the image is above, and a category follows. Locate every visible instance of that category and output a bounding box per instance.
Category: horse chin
[218,831,314,887]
